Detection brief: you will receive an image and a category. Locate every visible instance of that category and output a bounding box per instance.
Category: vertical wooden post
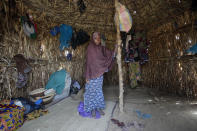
[115,0,124,113]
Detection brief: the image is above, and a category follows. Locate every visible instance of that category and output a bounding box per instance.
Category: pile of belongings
[29,69,81,107]
[0,98,45,130]
[44,69,72,103]
[29,88,56,105]
[121,29,149,64]
[13,54,32,88]
[50,24,90,51]
[39,69,82,106]
[12,97,47,121]
[21,14,37,39]
[12,97,43,116]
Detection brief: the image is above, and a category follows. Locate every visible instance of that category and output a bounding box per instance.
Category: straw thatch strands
[143,11,197,98]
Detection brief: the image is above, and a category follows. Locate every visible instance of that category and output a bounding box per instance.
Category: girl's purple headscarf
[85,32,114,80]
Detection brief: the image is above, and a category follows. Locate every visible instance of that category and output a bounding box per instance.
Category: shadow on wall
[103,62,130,87]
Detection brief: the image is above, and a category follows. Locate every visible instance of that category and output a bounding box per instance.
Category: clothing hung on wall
[121,29,149,64]
[128,62,141,88]
[50,25,89,50]
[16,67,31,88]
[71,29,90,50]
[77,0,86,14]
[59,24,73,51]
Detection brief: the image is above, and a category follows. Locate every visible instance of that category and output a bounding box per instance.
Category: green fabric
[129,62,140,88]
[30,33,36,39]
[45,69,66,95]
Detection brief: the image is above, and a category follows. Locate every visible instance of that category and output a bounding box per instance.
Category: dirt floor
[19,86,197,131]
[107,87,197,131]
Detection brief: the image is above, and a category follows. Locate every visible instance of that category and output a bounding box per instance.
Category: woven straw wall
[0,0,122,99]
[0,0,193,99]
[142,11,197,98]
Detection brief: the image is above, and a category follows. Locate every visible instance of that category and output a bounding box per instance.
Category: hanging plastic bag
[115,2,132,33]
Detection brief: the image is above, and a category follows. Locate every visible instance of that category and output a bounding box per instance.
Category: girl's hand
[114,44,118,54]
[86,79,90,83]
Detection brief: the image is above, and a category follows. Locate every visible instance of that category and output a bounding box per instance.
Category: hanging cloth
[21,14,37,39]
[128,62,140,88]
[71,29,90,50]
[77,0,86,14]
[114,2,132,33]
[59,24,73,51]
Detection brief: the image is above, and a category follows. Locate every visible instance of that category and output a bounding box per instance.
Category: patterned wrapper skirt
[129,62,141,88]
[84,75,105,112]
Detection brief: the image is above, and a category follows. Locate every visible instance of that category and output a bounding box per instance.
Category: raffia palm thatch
[0,0,119,99]
[142,11,197,98]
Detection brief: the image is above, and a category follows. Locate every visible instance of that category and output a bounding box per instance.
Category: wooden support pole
[115,0,124,113]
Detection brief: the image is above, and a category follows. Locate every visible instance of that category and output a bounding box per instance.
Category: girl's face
[93,35,101,45]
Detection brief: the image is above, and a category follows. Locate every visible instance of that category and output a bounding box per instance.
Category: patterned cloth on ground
[26,109,48,121]
[0,100,24,131]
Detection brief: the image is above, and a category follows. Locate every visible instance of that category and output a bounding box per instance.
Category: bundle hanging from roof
[114,1,132,33]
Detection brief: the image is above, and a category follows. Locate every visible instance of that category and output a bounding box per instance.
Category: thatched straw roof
[17,0,192,31]
[1,0,192,30]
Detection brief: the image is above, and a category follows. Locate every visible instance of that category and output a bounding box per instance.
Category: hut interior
[1,0,197,131]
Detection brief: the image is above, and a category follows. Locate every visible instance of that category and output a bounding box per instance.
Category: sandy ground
[107,87,197,131]
[18,86,197,131]
[19,97,115,131]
